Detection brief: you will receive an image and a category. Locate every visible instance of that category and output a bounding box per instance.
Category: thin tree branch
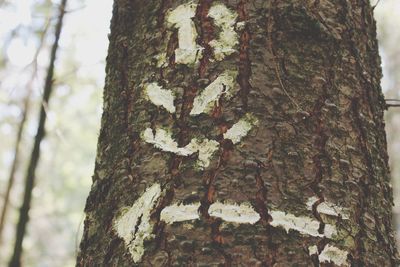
[385,99,400,108]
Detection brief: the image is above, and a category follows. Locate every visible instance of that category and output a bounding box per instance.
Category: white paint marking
[209,202,260,224]
[208,3,239,61]
[167,2,203,65]
[309,244,349,266]
[319,245,349,266]
[143,128,191,156]
[187,138,220,168]
[190,70,237,115]
[155,52,168,68]
[224,113,258,144]
[114,184,162,263]
[160,201,259,224]
[145,82,176,113]
[236,21,246,31]
[309,245,319,255]
[270,210,337,238]
[307,197,349,219]
[158,203,339,239]
[160,203,200,224]
[142,128,219,168]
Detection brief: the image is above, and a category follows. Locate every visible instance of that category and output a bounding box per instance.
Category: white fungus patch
[167,2,203,65]
[114,183,162,263]
[145,82,175,113]
[208,3,239,61]
[160,203,201,224]
[209,202,260,224]
[142,128,219,168]
[269,210,337,238]
[307,197,349,219]
[309,244,349,266]
[190,70,237,115]
[223,113,258,144]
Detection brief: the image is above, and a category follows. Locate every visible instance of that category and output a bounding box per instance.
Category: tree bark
[77,0,399,266]
[8,1,67,266]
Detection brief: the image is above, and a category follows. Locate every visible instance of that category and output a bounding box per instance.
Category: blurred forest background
[0,0,399,266]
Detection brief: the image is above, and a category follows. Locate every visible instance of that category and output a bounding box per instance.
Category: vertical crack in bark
[255,160,277,266]
[238,2,276,265]
[236,0,261,225]
[195,0,214,218]
[131,214,143,242]
[195,2,233,264]
[165,31,178,70]
[310,94,328,235]
[254,160,271,225]
[158,0,177,79]
[198,119,233,266]
[309,44,337,244]
[237,0,251,109]
[196,0,214,78]
[211,219,233,266]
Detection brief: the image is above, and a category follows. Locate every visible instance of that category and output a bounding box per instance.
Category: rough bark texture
[77,0,398,266]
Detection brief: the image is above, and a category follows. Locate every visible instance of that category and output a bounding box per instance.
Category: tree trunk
[8,1,67,266]
[77,0,399,266]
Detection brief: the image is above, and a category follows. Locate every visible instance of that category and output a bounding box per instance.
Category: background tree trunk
[8,1,67,266]
[77,0,399,266]
[0,19,50,248]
